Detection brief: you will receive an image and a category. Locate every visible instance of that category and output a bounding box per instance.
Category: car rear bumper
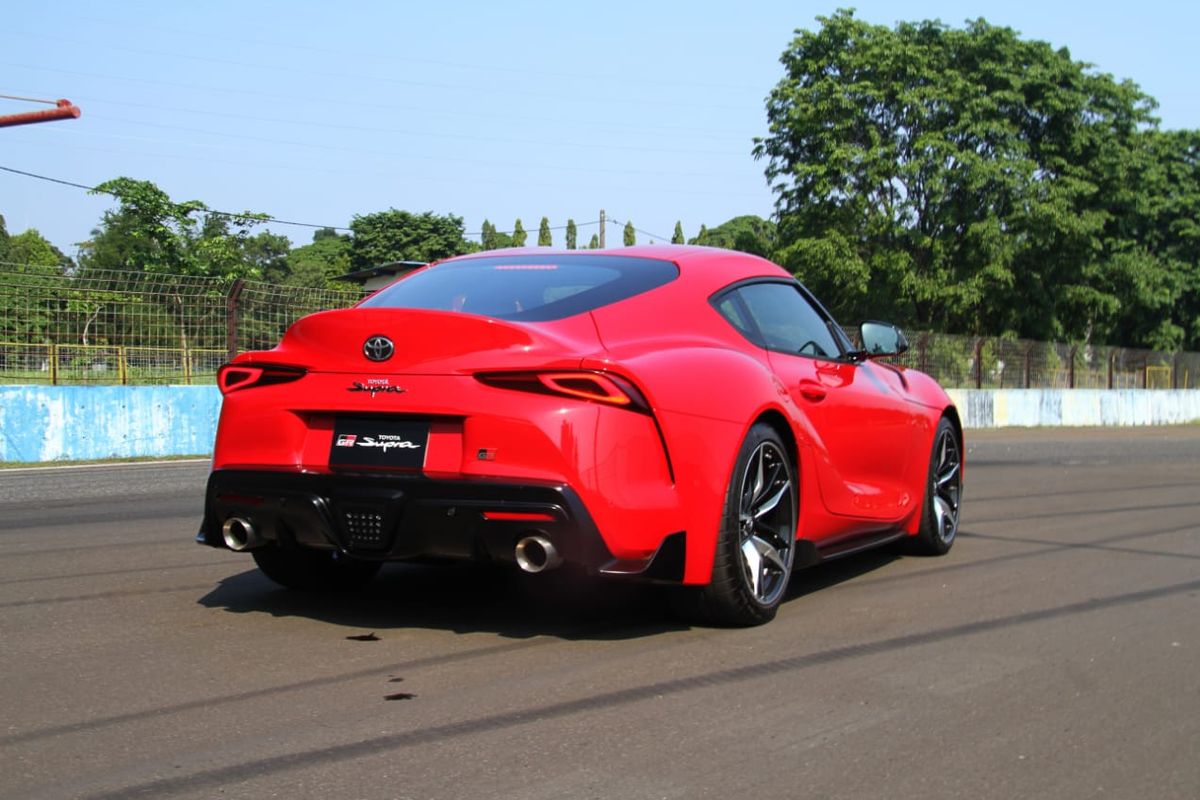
[197,469,685,582]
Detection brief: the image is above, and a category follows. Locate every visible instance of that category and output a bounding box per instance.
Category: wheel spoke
[751,534,788,572]
[741,538,763,597]
[936,461,959,487]
[753,480,790,520]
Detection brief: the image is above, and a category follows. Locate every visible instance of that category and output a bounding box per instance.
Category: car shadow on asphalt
[197,549,902,641]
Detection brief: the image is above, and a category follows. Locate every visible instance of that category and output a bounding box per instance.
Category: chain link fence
[2,265,1198,388]
[0,266,360,384]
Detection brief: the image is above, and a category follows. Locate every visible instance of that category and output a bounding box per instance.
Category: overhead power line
[0,163,607,239]
[0,164,350,231]
[607,217,669,243]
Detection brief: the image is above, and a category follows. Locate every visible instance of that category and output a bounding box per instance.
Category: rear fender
[608,347,801,584]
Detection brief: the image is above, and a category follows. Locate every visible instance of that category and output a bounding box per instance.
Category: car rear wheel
[251,546,382,591]
[696,423,798,626]
[910,417,962,555]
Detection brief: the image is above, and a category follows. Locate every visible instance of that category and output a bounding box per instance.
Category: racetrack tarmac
[2,427,1198,799]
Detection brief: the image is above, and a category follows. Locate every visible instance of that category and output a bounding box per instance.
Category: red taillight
[537,373,632,406]
[217,363,306,395]
[477,370,649,411]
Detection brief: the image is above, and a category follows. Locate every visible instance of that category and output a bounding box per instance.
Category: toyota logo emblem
[363,335,395,362]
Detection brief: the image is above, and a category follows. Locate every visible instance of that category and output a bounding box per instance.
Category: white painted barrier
[947,389,1200,428]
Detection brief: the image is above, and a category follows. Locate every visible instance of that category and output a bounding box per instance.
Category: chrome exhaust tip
[514,535,562,573]
[221,517,263,551]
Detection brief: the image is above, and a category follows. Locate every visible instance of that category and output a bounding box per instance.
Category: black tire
[693,423,798,627]
[909,417,963,555]
[251,546,382,592]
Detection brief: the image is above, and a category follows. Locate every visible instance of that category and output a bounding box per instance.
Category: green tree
[7,228,71,271]
[587,234,599,249]
[566,219,577,249]
[672,221,685,244]
[0,226,70,343]
[77,178,267,354]
[480,219,513,250]
[623,221,635,246]
[82,178,265,280]
[349,209,470,269]
[511,219,527,247]
[537,216,552,247]
[754,11,1171,344]
[286,229,351,289]
[688,216,775,257]
[480,219,497,250]
[242,231,292,284]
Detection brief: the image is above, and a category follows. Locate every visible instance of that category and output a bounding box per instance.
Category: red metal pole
[0,99,81,128]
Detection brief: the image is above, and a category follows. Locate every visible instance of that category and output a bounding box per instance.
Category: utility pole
[599,209,606,249]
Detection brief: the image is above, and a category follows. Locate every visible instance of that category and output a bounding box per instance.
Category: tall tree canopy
[623,221,635,247]
[81,177,265,280]
[566,219,577,249]
[689,215,776,257]
[349,209,471,269]
[671,221,685,245]
[537,217,552,246]
[511,219,527,248]
[285,228,350,289]
[755,10,1196,349]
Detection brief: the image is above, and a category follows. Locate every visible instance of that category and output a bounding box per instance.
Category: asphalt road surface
[2,428,1198,799]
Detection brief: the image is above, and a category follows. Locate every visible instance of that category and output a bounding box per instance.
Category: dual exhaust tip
[221,517,264,551]
[223,517,562,573]
[514,535,562,573]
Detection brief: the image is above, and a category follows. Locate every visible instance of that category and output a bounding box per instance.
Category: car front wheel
[910,417,963,555]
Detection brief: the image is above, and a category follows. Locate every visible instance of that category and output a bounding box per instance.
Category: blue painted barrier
[1,386,1198,463]
[0,385,221,462]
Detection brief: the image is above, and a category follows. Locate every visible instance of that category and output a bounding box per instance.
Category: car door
[717,280,920,523]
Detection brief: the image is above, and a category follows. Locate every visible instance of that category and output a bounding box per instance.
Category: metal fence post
[226,279,245,362]
[1107,351,1116,389]
[973,338,985,389]
[1068,345,1077,389]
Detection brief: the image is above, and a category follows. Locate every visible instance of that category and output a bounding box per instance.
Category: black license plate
[330,418,430,469]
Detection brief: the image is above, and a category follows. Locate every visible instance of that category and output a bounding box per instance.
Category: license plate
[330,418,430,469]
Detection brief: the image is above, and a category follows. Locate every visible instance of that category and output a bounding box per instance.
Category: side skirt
[796,528,908,569]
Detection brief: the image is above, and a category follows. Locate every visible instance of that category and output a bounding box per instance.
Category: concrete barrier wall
[2,386,1198,463]
[0,386,221,463]
[947,388,1200,428]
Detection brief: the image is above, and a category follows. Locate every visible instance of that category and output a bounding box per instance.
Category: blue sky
[3,1,1198,260]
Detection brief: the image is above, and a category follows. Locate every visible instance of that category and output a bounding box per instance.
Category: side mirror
[856,321,909,359]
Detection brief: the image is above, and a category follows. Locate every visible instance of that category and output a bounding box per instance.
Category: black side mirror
[855,321,909,359]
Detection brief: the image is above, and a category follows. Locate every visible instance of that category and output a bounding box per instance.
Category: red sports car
[198,246,962,625]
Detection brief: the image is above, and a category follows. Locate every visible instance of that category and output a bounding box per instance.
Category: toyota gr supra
[197,245,963,626]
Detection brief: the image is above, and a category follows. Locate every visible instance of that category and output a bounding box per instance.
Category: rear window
[358,253,678,321]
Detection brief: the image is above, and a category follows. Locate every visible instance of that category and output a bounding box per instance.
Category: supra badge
[348,379,407,398]
[363,335,395,362]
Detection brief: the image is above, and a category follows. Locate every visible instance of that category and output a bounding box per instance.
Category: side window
[714,294,757,341]
[734,282,841,358]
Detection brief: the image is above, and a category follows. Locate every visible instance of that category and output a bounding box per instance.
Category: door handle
[798,381,826,402]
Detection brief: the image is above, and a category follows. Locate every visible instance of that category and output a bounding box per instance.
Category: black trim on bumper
[199,469,623,572]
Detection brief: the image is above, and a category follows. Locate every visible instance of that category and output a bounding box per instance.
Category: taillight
[476,370,649,411]
[217,363,306,395]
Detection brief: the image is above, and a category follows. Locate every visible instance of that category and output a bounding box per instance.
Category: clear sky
[3,1,1198,260]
